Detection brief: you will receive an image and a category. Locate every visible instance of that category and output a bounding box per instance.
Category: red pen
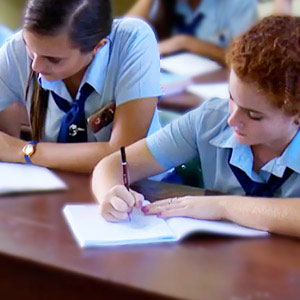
[121,147,131,222]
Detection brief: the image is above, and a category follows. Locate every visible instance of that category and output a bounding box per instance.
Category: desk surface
[0,171,300,300]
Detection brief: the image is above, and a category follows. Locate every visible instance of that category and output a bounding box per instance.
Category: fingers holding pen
[100,185,145,221]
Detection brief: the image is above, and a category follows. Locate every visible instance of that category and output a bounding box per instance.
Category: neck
[251,132,298,172]
[63,66,89,99]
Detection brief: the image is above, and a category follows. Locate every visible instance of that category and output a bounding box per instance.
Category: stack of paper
[0,162,67,195]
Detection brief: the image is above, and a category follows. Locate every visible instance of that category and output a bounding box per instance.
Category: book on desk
[0,162,67,195]
[63,201,268,248]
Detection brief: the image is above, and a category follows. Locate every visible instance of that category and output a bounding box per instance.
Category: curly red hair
[226,16,300,115]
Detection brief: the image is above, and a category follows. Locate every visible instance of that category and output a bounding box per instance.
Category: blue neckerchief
[52,83,94,143]
[173,12,204,35]
[228,149,293,197]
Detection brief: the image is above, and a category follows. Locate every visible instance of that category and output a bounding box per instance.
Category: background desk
[159,68,229,113]
[0,171,300,300]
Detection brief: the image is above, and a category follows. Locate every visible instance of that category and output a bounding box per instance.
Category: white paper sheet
[160,53,222,77]
[0,162,67,194]
[186,82,229,100]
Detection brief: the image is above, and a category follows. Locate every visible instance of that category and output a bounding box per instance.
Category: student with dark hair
[127,0,257,65]
[92,16,300,238]
[0,0,162,172]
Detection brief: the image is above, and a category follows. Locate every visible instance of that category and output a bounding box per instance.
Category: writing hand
[100,185,144,222]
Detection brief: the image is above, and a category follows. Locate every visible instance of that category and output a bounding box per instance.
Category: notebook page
[63,204,176,247]
[160,53,221,77]
[0,162,67,194]
[166,217,269,240]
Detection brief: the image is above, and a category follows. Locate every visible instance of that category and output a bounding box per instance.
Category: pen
[121,147,131,222]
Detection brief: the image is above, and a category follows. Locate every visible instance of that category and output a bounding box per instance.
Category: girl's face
[227,70,300,150]
[23,30,94,81]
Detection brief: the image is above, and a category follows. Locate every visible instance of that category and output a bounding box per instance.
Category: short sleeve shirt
[174,0,258,47]
[0,18,162,142]
[146,98,300,197]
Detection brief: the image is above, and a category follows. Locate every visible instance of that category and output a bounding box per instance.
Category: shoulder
[0,25,13,45]
[0,30,27,56]
[189,97,229,122]
[110,17,156,43]
[187,97,229,137]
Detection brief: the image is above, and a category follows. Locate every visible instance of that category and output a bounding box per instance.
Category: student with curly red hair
[92,16,300,238]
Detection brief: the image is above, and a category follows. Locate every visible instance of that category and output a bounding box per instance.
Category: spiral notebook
[63,202,268,248]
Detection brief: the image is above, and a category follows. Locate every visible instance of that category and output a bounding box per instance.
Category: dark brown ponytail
[25,70,49,141]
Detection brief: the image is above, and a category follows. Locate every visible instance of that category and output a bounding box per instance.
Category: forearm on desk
[29,141,119,173]
[92,139,166,201]
[16,97,157,172]
[182,37,226,66]
[220,196,300,238]
[159,35,226,66]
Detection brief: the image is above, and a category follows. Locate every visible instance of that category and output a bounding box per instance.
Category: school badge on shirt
[87,100,116,133]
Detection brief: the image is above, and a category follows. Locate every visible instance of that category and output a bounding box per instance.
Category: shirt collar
[262,129,300,176]
[209,125,259,180]
[80,39,110,95]
[210,124,300,178]
[38,39,110,99]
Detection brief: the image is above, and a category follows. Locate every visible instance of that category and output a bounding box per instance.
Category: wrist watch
[22,141,37,164]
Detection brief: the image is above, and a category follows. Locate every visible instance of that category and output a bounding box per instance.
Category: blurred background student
[273,0,292,15]
[127,0,258,65]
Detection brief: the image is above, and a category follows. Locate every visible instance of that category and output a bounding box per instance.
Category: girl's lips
[234,129,245,136]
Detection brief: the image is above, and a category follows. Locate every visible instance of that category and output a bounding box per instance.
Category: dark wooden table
[0,171,300,300]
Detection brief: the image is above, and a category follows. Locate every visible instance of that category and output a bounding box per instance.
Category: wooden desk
[0,171,300,300]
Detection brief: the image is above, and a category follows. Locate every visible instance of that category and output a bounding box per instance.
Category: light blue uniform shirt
[174,0,258,47]
[0,18,162,142]
[146,98,300,197]
[0,25,13,47]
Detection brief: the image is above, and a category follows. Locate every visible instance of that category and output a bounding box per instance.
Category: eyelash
[230,98,263,121]
[248,112,263,121]
[47,58,62,64]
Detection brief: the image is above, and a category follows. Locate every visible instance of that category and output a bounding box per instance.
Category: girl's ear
[92,38,108,55]
[294,113,300,126]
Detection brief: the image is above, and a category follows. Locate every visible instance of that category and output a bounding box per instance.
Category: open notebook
[0,162,67,195]
[63,203,268,247]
